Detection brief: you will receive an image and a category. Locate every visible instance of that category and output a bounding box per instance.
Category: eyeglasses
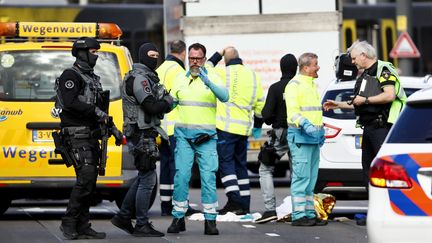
[188,56,205,62]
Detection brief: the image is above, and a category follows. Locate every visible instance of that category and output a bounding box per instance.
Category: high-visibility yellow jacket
[214,64,265,136]
[285,74,323,144]
[156,57,185,136]
[171,71,225,138]
[376,60,406,124]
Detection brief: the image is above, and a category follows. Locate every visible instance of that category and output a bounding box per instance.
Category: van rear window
[0,50,121,101]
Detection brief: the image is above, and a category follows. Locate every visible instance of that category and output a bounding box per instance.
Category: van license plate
[32,130,54,142]
[355,135,362,149]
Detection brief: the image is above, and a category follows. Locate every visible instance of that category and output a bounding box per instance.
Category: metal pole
[396,0,413,76]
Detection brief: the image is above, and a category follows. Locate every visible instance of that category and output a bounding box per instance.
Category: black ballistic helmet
[335,53,358,81]
[71,37,100,57]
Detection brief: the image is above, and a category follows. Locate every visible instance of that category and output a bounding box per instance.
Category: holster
[133,135,159,171]
[52,131,78,168]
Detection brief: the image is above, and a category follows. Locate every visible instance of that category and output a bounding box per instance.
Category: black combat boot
[167,217,186,233]
[60,218,78,240]
[219,199,249,215]
[111,214,134,234]
[77,223,106,239]
[204,220,219,235]
[133,222,165,237]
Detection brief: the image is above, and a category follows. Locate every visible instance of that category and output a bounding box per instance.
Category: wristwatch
[364,97,369,105]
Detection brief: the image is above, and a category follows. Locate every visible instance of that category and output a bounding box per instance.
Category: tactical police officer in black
[57,37,117,240]
[110,43,174,237]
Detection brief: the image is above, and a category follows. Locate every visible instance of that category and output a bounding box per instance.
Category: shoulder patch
[65,80,75,89]
[381,70,392,80]
[141,80,151,93]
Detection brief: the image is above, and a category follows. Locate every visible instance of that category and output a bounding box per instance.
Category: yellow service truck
[0,22,154,214]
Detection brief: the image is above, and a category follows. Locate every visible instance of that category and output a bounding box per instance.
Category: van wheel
[0,198,11,215]
[115,178,158,210]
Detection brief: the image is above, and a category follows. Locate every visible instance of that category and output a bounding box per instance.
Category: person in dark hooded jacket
[254,53,298,224]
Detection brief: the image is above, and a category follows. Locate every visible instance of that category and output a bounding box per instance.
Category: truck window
[0,50,121,101]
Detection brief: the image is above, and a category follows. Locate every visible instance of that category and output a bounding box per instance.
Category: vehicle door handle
[26,122,61,130]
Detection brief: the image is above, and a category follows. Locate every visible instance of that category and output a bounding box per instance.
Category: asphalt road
[0,187,368,243]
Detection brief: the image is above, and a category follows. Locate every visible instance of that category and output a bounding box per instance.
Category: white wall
[184,0,336,16]
[262,0,336,14]
[185,31,340,95]
[185,0,259,16]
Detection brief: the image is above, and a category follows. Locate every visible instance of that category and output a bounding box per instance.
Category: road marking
[266,233,280,237]
[242,224,256,228]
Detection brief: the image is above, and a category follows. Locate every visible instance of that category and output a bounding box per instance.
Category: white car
[316,75,432,193]
[367,87,432,243]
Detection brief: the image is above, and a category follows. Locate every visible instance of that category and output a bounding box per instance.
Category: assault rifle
[99,90,125,176]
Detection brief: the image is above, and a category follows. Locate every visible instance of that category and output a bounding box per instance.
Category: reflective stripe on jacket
[171,72,223,137]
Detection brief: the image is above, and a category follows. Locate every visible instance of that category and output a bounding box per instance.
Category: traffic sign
[390,32,421,58]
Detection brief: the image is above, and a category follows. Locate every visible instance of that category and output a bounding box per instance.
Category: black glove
[95,107,109,124]
[163,94,175,113]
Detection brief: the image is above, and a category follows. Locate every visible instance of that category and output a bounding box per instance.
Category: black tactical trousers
[63,137,100,227]
[361,123,391,188]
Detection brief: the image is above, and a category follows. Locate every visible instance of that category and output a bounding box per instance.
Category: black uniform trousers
[63,136,100,228]
[361,123,391,188]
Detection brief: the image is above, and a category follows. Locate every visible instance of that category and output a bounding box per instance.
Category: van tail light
[324,123,341,139]
[369,157,412,189]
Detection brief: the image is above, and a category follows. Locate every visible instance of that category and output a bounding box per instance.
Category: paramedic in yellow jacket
[207,47,265,215]
[167,43,229,235]
[156,40,186,216]
[285,53,327,226]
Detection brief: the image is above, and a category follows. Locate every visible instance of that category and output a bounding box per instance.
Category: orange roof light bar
[0,22,122,39]
[98,23,122,39]
[0,22,17,37]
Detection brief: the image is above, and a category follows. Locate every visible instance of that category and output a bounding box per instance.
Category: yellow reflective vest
[285,74,323,128]
[214,64,265,136]
[156,59,185,136]
[171,72,224,131]
[376,60,406,124]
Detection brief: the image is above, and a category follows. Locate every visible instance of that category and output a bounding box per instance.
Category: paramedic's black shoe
[291,216,315,226]
[204,220,219,235]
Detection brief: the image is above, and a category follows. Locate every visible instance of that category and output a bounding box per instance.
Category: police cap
[72,37,100,57]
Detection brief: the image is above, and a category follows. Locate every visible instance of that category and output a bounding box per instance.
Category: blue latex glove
[198,67,211,86]
[185,70,191,77]
[300,119,318,135]
[252,128,262,139]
